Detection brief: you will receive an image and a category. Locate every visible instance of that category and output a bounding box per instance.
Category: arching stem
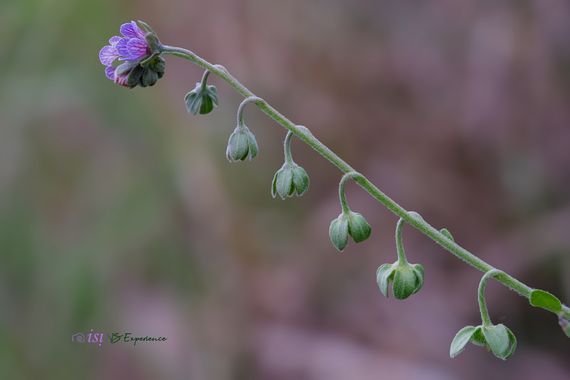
[338,171,362,214]
[236,96,263,126]
[283,131,294,165]
[479,269,503,326]
[395,218,409,265]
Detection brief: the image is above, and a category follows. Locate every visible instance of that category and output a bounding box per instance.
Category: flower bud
[450,323,517,360]
[271,163,310,199]
[376,261,424,300]
[329,211,371,251]
[185,82,219,115]
[226,124,258,162]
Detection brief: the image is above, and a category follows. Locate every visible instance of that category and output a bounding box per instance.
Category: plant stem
[478,270,503,326]
[200,69,210,90]
[236,96,262,126]
[338,171,360,214]
[160,45,570,317]
[395,218,409,265]
[283,131,294,165]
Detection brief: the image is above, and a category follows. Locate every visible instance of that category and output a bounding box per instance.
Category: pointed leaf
[529,289,562,314]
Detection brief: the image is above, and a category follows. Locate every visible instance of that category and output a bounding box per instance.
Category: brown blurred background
[0,0,569,379]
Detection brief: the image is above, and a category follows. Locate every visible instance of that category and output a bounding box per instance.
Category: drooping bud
[376,261,424,300]
[185,71,219,115]
[272,163,309,199]
[226,123,258,162]
[450,324,517,360]
[329,210,371,251]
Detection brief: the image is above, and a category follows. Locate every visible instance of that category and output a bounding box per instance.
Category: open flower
[99,21,164,88]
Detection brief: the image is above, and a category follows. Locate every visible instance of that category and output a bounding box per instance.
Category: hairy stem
[338,171,361,214]
[395,218,409,265]
[236,96,262,126]
[160,44,570,317]
[478,270,503,326]
[200,69,210,90]
[283,131,294,165]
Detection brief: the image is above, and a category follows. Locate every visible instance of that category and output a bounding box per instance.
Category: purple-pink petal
[116,38,130,59]
[109,36,122,46]
[99,45,118,66]
[120,21,144,39]
[127,38,149,60]
[105,65,116,80]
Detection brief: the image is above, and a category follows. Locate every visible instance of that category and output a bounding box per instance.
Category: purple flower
[99,21,152,86]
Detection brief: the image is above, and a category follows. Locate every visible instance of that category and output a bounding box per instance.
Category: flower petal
[116,38,130,59]
[105,65,115,80]
[99,45,118,66]
[109,36,122,46]
[120,21,139,38]
[127,38,149,60]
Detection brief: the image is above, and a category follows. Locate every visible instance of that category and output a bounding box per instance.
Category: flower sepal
[226,123,258,162]
[271,162,309,199]
[185,81,219,115]
[376,261,424,300]
[329,210,371,251]
[450,323,517,360]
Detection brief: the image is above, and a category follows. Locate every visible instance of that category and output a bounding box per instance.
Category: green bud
[226,124,258,162]
[126,64,145,88]
[185,81,219,115]
[376,261,424,300]
[347,211,371,242]
[271,163,309,199]
[440,228,454,241]
[450,324,517,360]
[329,213,349,251]
[329,210,371,251]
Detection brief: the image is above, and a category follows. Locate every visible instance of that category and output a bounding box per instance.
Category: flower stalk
[158,43,570,319]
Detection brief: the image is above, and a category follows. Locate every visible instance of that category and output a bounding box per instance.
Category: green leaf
[529,289,562,314]
[440,228,454,241]
[450,326,476,358]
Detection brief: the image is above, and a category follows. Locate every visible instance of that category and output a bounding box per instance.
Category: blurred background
[1,0,569,379]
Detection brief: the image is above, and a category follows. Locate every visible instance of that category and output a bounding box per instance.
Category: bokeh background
[1,0,569,379]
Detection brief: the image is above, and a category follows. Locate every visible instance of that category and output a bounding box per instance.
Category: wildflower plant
[99,20,570,359]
